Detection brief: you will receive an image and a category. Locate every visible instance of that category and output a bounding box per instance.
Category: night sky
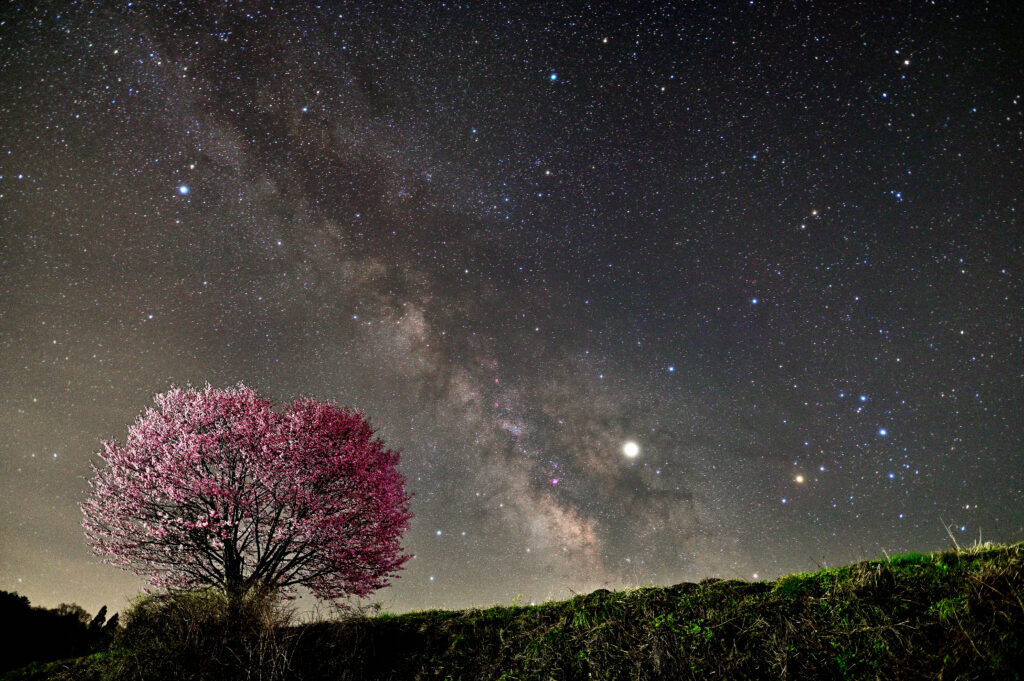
[2,2,1021,617]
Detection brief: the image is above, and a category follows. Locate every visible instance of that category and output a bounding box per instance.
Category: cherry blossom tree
[82,384,412,605]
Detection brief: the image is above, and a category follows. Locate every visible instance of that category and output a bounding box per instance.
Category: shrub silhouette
[108,588,298,681]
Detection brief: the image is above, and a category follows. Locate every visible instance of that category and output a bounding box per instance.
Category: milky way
[1,2,1021,615]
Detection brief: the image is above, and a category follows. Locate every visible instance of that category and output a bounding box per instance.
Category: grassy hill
[6,539,1023,680]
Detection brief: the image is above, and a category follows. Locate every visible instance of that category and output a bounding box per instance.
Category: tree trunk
[224,545,246,613]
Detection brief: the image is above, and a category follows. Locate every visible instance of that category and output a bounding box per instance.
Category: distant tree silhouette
[0,590,117,673]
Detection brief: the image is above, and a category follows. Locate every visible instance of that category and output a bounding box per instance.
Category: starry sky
[1,1,1022,616]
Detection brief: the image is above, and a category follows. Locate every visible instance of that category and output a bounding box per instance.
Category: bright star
[549,72,558,81]
[178,185,189,195]
[622,441,640,458]
[878,428,888,436]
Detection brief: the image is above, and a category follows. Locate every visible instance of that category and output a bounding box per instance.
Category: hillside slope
[289,541,1023,680]
[7,540,1023,680]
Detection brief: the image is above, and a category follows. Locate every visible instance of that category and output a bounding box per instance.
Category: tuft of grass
[5,540,1023,680]
[885,550,933,566]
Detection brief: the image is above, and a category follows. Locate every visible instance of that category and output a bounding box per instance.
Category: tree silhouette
[0,591,116,672]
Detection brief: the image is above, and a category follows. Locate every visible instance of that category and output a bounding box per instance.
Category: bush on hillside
[107,588,298,681]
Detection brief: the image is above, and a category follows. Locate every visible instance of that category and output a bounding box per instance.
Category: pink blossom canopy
[81,384,412,603]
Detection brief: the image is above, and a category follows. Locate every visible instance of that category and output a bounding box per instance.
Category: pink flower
[81,383,412,604]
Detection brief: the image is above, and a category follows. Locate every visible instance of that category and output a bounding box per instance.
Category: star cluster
[1,2,1021,614]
